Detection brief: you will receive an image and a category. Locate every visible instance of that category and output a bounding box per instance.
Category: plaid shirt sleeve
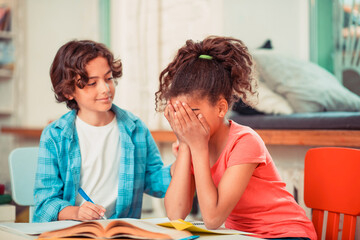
[33,128,72,222]
[143,127,172,198]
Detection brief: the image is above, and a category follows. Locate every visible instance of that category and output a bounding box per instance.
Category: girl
[155,36,317,240]
[33,40,172,222]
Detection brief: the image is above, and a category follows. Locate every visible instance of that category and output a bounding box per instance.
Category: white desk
[0,218,261,240]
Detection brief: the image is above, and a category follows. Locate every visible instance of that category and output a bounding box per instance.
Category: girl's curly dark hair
[155,36,256,112]
[50,40,122,110]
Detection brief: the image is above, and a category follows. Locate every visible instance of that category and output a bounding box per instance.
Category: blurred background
[0,0,359,223]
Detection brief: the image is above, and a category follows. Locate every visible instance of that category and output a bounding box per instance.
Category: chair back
[304,147,360,239]
[8,147,39,222]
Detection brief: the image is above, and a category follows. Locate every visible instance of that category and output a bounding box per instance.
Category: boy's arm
[164,143,195,220]
[143,128,172,197]
[34,132,106,222]
[33,135,72,222]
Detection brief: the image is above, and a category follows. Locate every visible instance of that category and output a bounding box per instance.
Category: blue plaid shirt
[33,104,171,222]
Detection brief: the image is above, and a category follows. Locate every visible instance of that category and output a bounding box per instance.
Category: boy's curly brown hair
[50,40,122,110]
[155,36,256,111]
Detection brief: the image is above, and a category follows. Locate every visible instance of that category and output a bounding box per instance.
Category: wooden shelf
[0,69,12,79]
[0,31,13,40]
[255,129,360,147]
[0,109,12,116]
[0,126,177,144]
[2,126,360,147]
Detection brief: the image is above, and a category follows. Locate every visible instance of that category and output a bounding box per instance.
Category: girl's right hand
[77,201,106,220]
[171,101,210,150]
[164,102,186,143]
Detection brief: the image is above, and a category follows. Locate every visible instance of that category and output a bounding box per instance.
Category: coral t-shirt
[210,121,317,239]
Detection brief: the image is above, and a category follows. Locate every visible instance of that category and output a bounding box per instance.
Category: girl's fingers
[181,102,199,122]
[173,102,187,129]
[170,105,183,132]
[176,102,192,123]
[165,103,176,122]
[197,113,210,134]
[165,104,177,129]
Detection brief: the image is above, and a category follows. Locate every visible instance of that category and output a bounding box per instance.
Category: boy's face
[70,57,115,121]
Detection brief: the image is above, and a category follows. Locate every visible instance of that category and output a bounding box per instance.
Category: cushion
[232,81,294,115]
[230,111,360,129]
[254,81,294,114]
[252,50,360,112]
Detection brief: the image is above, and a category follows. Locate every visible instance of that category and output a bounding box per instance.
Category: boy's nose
[100,80,110,93]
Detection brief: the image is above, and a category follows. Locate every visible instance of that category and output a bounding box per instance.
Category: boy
[33,40,171,222]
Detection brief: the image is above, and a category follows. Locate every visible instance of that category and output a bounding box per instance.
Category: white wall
[223,0,310,60]
[110,0,223,130]
[21,0,310,127]
[0,0,99,194]
[23,0,99,127]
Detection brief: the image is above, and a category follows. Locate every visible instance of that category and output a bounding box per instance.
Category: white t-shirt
[75,115,120,218]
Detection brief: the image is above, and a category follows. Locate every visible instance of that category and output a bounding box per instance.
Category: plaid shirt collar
[52,104,137,139]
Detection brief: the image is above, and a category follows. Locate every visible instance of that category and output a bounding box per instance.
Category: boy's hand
[77,201,106,220]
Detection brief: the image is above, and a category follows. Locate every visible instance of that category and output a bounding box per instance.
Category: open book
[158,219,254,236]
[37,219,191,239]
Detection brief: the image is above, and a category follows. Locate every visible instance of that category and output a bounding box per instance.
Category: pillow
[254,81,294,114]
[232,79,294,115]
[252,51,360,112]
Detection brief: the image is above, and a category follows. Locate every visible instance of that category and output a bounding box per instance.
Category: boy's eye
[87,82,96,86]
[106,77,114,81]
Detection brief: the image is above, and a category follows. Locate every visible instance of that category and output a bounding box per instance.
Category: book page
[30,219,191,240]
[0,221,80,235]
[105,219,191,239]
[158,219,255,235]
[38,221,105,238]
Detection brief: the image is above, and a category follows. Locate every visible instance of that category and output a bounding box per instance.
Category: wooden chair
[304,147,360,239]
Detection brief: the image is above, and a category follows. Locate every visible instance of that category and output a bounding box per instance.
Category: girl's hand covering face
[165,101,210,148]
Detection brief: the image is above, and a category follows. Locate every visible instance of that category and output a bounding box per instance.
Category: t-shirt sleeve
[227,132,267,168]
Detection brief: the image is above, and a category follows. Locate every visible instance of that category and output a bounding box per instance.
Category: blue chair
[8,147,38,222]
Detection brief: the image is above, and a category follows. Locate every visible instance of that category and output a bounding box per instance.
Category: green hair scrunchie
[198,54,213,60]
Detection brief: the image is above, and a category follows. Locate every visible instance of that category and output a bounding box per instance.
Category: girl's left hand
[170,101,210,149]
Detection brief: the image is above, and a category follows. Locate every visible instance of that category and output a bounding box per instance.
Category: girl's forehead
[170,95,209,106]
[171,95,196,103]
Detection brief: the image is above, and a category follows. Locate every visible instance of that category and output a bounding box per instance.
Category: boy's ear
[217,98,228,118]
[65,93,74,100]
